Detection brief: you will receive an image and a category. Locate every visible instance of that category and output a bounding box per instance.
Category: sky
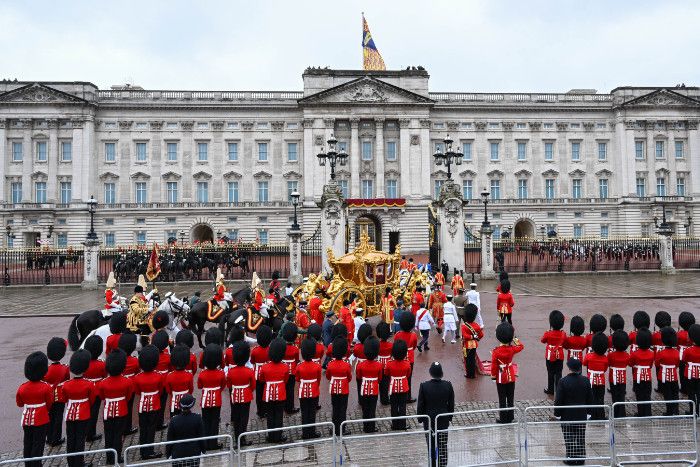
[1,0,700,93]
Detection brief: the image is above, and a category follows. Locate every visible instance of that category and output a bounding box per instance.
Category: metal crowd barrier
[523,404,612,466]
[435,407,522,466]
[611,400,698,466]
[123,434,233,466]
[236,422,335,467]
[0,448,118,466]
[338,415,431,466]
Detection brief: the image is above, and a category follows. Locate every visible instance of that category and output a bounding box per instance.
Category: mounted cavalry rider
[213,268,228,312]
[104,272,124,318]
[251,272,265,314]
[126,284,150,334]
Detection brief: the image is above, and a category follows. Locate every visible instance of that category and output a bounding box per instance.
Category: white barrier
[0,448,119,466]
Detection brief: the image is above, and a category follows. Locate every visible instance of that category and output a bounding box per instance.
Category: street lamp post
[316,135,349,180]
[480,188,491,227]
[290,191,301,230]
[179,230,186,246]
[432,135,463,181]
[86,196,98,241]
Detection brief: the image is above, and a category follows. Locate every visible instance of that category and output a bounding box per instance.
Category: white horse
[158,292,191,341]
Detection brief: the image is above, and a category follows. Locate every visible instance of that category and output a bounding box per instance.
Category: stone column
[47,119,59,203]
[688,120,699,196]
[288,227,303,285]
[318,180,347,271]
[375,118,385,197]
[0,119,6,203]
[82,238,100,289]
[70,119,84,202]
[480,223,496,279]
[350,118,360,198]
[398,118,411,197]
[658,225,675,274]
[21,122,32,202]
[436,179,465,273]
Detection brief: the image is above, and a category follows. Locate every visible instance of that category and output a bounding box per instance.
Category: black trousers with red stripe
[359,395,378,432]
[22,424,47,467]
[103,416,127,464]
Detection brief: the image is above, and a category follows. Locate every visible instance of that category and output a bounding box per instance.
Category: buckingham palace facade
[1,67,698,252]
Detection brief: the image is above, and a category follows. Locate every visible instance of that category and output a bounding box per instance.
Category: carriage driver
[213,268,229,311]
[104,272,123,318]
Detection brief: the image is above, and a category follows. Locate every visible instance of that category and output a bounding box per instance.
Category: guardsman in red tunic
[197,344,227,450]
[105,312,127,355]
[682,324,700,416]
[678,312,695,395]
[629,328,655,417]
[251,272,264,312]
[564,316,587,361]
[608,330,630,417]
[226,342,255,446]
[376,322,393,405]
[198,328,225,369]
[295,339,322,439]
[434,270,445,290]
[151,330,171,430]
[174,329,198,376]
[295,302,312,347]
[118,333,139,435]
[326,337,352,436]
[380,288,396,323]
[385,339,412,430]
[98,350,134,465]
[608,314,625,350]
[339,300,355,343]
[259,339,290,442]
[250,325,273,418]
[281,324,300,414]
[407,258,417,271]
[165,345,194,418]
[411,286,424,316]
[308,294,324,327]
[133,345,165,459]
[450,272,464,295]
[353,324,372,397]
[356,337,383,433]
[104,271,122,317]
[394,313,418,402]
[628,311,650,353]
[213,268,228,310]
[307,323,325,365]
[491,323,524,423]
[541,310,566,395]
[45,337,69,447]
[462,304,484,379]
[586,314,608,355]
[655,327,681,415]
[496,280,515,324]
[16,351,52,467]
[583,333,609,420]
[61,350,97,467]
[82,335,106,443]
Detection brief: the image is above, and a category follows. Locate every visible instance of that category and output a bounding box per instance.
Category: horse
[187,288,251,348]
[157,292,190,341]
[222,294,292,339]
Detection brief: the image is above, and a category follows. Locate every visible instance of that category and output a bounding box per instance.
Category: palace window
[362,141,373,160]
[105,142,116,162]
[573,224,583,238]
[258,142,268,161]
[361,179,374,198]
[490,142,500,161]
[462,142,472,161]
[636,178,646,197]
[386,141,397,161]
[635,141,645,160]
[339,180,349,198]
[35,182,47,203]
[490,179,500,200]
[11,182,22,203]
[135,182,147,204]
[599,179,609,199]
[598,142,607,161]
[675,141,685,159]
[136,231,147,245]
[571,142,581,161]
[656,177,666,196]
[136,142,147,162]
[227,181,239,203]
[287,180,298,201]
[655,141,665,159]
[518,179,528,199]
[104,232,115,247]
[228,142,238,161]
[167,142,178,162]
[258,229,268,244]
[677,177,686,196]
[544,142,554,161]
[196,181,208,203]
[197,142,208,161]
[166,182,178,203]
[57,233,68,248]
[104,183,116,205]
[600,225,609,239]
[61,141,72,162]
[517,142,527,161]
[572,179,582,199]
[36,141,47,161]
[257,181,269,202]
[386,179,397,198]
[545,179,555,199]
[12,142,23,161]
[287,142,298,162]
[462,180,472,200]
[60,182,72,204]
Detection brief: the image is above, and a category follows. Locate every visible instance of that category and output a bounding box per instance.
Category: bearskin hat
[391,339,408,361]
[46,337,67,362]
[679,312,696,331]
[612,330,629,352]
[204,327,223,347]
[496,322,515,344]
[24,351,48,382]
[134,285,144,293]
[500,280,511,294]
[175,329,194,349]
[399,312,416,332]
[549,310,565,331]
[272,270,280,280]
[589,314,607,334]
[591,333,608,356]
[688,324,700,346]
[464,304,478,323]
[332,337,348,360]
[609,314,625,332]
[203,344,222,370]
[661,326,678,348]
[138,345,159,372]
[151,330,169,352]
[105,349,127,377]
[655,311,672,329]
[282,323,298,343]
[232,341,250,367]
[108,312,127,335]
[570,316,585,336]
[70,349,91,376]
[227,325,245,346]
[84,334,103,360]
[170,345,190,371]
[357,323,372,344]
[363,336,380,361]
[151,310,169,331]
[331,323,348,340]
[307,323,322,341]
[633,311,651,330]
[118,333,137,355]
[272,317,283,334]
[375,321,391,341]
[268,338,287,363]
[300,338,316,362]
[499,271,509,282]
[256,325,274,348]
[635,328,652,350]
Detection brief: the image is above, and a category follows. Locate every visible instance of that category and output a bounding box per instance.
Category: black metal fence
[301,223,322,276]
[674,237,700,269]
[464,240,481,273]
[0,248,84,285]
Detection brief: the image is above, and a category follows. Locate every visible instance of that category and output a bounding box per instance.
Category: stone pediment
[192,171,212,180]
[31,171,48,179]
[542,169,559,177]
[299,76,434,106]
[568,169,586,177]
[161,171,181,180]
[459,169,476,178]
[620,89,700,108]
[0,83,89,105]
[514,169,532,177]
[283,170,303,179]
[595,169,613,177]
[253,171,272,179]
[130,171,150,179]
[223,171,242,180]
[99,171,120,180]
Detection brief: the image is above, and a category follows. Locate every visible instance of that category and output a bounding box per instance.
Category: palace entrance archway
[192,223,214,243]
[513,219,535,239]
[354,215,382,250]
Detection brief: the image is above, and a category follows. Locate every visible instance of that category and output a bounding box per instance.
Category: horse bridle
[164,297,187,319]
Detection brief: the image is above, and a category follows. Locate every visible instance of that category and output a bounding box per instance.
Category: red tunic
[83,359,106,384]
[133,371,165,413]
[313,342,325,365]
[394,331,418,364]
[250,346,270,380]
[356,360,383,396]
[252,289,264,311]
[384,359,411,395]
[259,362,289,402]
[491,342,524,384]
[607,350,630,385]
[164,370,194,413]
[651,330,663,352]
[451,275,464,293]
[283,344,300,375]
[411,292,424,315]
[678,330,691,360]
[214,284,226,302]
[61,377,97,421]
[16,381,53,426]
[629,349,655,383]
[434,272,445,287]
[308,296,324,325]
[541,330,566,361]
[496,292,515,316]
[155,350,171,375]
[326,359,352,395]
[655,348,680,383]
[226,365,255,404]
[44,362,69,403]
[186,352,197,375]
[583,353,609,386]
[339,306,355,342]
[105,333,121,355]
[461,322,483,350]
[295,361,322,399]
[197,369,226,408]
[124,356,140,378]
[682,345,700,379]
[564,335,587,361]
[97,376,134,419]
[105,289,119,310]
[378,341,393,366]
[628,330,639,353]
[353,343,366,365]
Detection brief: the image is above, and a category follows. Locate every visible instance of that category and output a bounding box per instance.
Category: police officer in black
[554,358,593,466]
[166,394,206,467]
[417,362,455,467]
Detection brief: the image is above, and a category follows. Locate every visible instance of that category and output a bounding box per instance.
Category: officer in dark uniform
[417,362,455,467]
[166,394,206,467]
[554,358,593,466]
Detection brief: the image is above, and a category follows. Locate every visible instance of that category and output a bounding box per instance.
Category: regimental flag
[146,243,161,282]
[362,13,386,71]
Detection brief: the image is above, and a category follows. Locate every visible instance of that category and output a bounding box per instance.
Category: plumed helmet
[151,330,169,352]
[175,329,194,349]
[465,304,478,323]
[282,323,298,343]
[256,325,274,348]
[331,323,348,340]
[661,326,678,347]
[105,349,127,377]
[307,323,322,341]
[24,351,48,382]
[151,310,169,331]
[570,316,585,336]
[84,334,103,360]
[300,338,316,362]
[69,349,91,375]
[108,312,127,335]
[612,330,629,352]
[118,333,137,355]
[633,311,651,330]
[204,327,223,347]
[227,325,245,346]
[268,338,287,363]
[549,310,565,331]
[591,332,608,356]
[391,339,408,361]
[232,341,250,367]
[363,336,380,361]
[589,314,607,334]
[399,312,416,332]
[138,345,160,372]
[357,323,372,344]
[170,345,190,371]
[496,322,515,344]
[46,337,67,362]
[688,324,700,346]
[203,343,222,370]
[332,337,348,360]
[137,274,147,290]
[679,312,696,331]
[376,321,391,340]
[609,314,625,332]
[655,311,672,329]
[636,328,652,350]
[500,280,511,294]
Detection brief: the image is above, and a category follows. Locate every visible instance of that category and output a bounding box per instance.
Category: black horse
[67,309,112,351]
[221,294,292,339]
[187,288,251,348]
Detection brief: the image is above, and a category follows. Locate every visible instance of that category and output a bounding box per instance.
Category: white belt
[103,397,125,419]
[202,387,219,407]
[634,365,652,384]
[65,398,89,421]
[389,376,405,396]
[610,366,626,385]
[85,378,102,383]
[588,370,604,385]
[660,364,677,383]
[156,370,168,375]
[299,379,317,398]
[170,390,188,412]
[264,380,283,401]
[688,362,700,379]
[329,376,345,394]
[282,359,295,374]
[546,345,563,360]
[230,385,249,404]
[679,346,688,360]
[360,377,378,396]
[139,391,158,413]
[22,403,46,427]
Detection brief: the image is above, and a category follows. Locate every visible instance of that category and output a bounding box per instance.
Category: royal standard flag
[362,14,386,71]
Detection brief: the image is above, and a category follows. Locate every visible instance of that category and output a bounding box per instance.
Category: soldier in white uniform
[466,283,484,328]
